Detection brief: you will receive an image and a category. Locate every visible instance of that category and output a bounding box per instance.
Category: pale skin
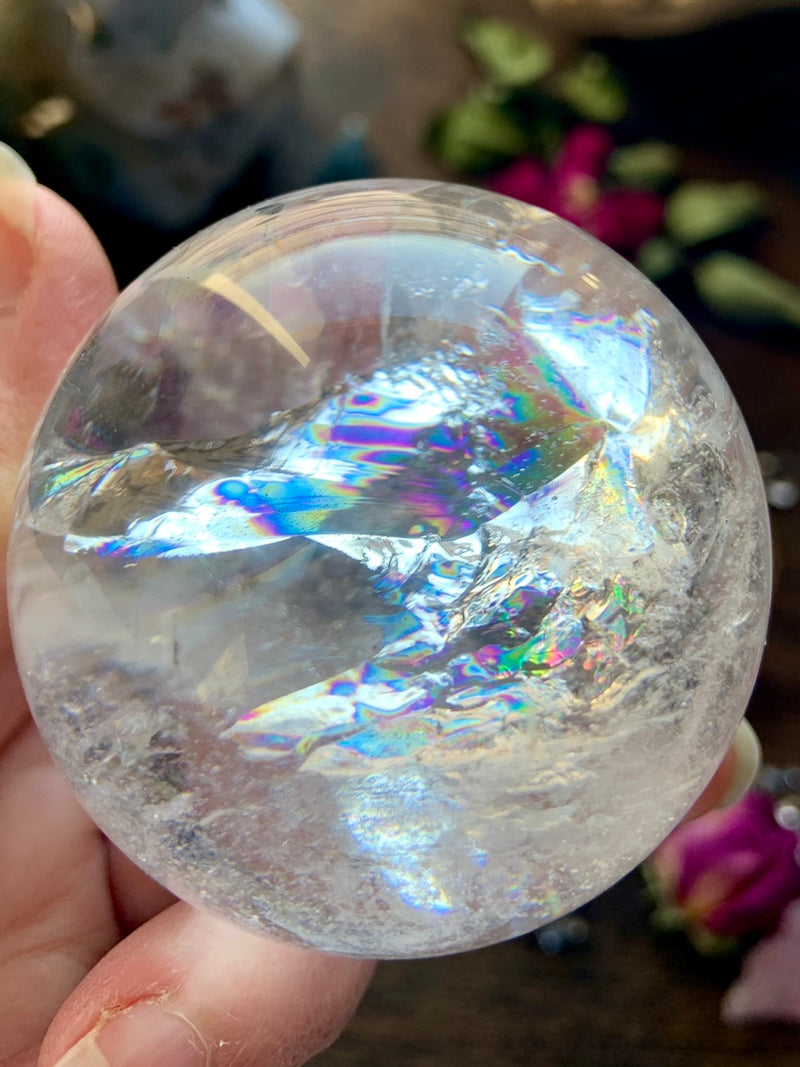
[0,184,374,1067]
[0,181,739,1066]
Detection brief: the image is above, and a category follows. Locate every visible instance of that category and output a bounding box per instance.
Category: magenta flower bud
[487,124,664,255]
[554,124,613,180]
[649,792,800,944]
[487,156,552,208]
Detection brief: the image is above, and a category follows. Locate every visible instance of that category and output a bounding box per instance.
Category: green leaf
[637,237,683,281]
[649,905,689,934]
[502,88,567,160]
[693,253,800,328]
[428,91,528,172]
[554,52,628,123]
[608,141,680,189]
[685,927,740,959]
[461,18,554,87]
[665,181,765,246]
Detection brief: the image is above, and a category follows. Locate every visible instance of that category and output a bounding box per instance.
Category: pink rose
[487,156,552,209]
[488,125,664,256]
[553,123,613,182]
[648,791,800,946]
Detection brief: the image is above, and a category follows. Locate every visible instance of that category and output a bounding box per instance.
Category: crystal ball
[8,180,770,958]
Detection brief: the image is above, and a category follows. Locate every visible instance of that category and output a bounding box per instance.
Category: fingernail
[0,142,36,238]
[721,718,762,808]
[0,141,37,310]
[53,1002,208,1067]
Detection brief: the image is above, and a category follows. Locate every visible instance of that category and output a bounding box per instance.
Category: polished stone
[8,180,771,956]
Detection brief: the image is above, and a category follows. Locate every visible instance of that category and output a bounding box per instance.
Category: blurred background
[2,1,800,1063]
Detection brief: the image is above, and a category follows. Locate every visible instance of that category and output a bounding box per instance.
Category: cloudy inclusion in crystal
[8,180,770,957]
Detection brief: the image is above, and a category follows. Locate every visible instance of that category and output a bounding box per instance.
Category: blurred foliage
[428,16,800,334]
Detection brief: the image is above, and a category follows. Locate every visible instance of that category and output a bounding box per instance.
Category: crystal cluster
[8,180,770,957]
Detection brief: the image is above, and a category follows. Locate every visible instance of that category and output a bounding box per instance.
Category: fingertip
[0,184,118,644]
[684,719,762,821]
[25,185,118,388]
[41,904,375,1067]
[0,183,116,474]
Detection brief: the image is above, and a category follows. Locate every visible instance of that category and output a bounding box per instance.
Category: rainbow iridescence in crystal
[9,181,770,957]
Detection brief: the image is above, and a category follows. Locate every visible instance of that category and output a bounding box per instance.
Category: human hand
[0,144,373,1067]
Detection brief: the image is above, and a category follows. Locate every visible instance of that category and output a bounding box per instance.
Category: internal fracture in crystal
[8,180,771,957]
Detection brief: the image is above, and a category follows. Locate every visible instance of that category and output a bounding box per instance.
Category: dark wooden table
[276,2,800,1063]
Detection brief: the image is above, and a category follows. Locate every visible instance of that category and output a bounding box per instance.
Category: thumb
[39,904,375,1067]
[0,144,117,743]
[0,145,117,599]
[0,145,117,499]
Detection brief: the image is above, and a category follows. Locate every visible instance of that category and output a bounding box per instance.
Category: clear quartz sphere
[8,180,770,958]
